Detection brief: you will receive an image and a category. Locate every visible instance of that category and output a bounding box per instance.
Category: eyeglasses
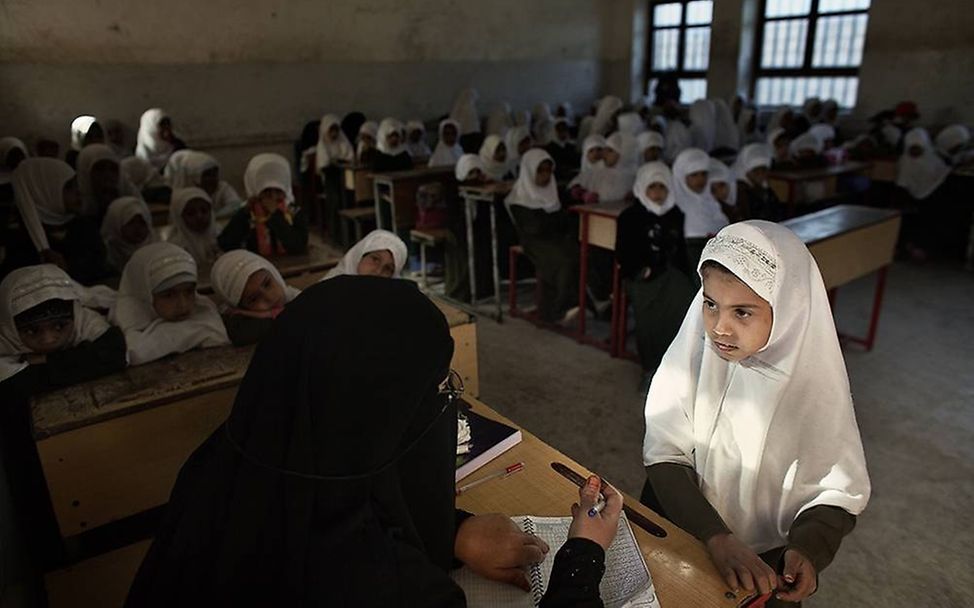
[438,369,465,404]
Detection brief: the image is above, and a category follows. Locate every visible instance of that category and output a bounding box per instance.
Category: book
[451,512,660,608]
[455,406,522,482]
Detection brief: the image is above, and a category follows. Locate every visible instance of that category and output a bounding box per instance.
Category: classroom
[1,0,972,606]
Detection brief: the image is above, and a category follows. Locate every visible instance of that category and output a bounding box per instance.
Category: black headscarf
[341,112,368,146]
[125,276,462,607]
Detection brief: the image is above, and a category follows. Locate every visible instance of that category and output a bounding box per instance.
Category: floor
[476,261,974,607]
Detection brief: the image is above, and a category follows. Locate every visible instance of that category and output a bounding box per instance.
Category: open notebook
[451,512,661,608]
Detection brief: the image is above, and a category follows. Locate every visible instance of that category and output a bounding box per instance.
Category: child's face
[259,188,287,208]
[409,129,423,143]
[710,181,730,203]
[91,159,120,204]
[493,143,507,163]
[442,125,458,146]
[534,160,554,187]
[357,249,396,278]
[240,269,285,311]
[17,317,75,354]
[181,197,212,233]
[361,134,375,148]
[152,281,197,321]
[686,170,708,193]
[908,145,924,158]
[586,147,604,164]
[121,214,149,244]
[603,148,620,167]
[747,166,769,186]
[200,167,220,195]
[517,136,532,155]
[646,182,668,205]
[643,146,661,162]
[62,177,82,214]
[386,131,401,149]
[701,267,773,362]
[158,118,174,142]
[327,125,340,142]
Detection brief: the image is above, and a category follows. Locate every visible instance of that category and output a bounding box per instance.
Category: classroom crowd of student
[0,83,966,606]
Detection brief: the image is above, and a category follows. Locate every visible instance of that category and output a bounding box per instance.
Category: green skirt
[627,267,697,372]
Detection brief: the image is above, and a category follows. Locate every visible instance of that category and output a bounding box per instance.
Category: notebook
[451,512,661,608]
[455,408,522,482]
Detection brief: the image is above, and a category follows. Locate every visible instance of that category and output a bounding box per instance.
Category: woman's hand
[568,475,623,551]
[705,533,777,596]
[455,513,550,591]
[775,548,817,602]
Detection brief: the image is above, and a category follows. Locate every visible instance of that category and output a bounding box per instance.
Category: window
[646,1,713,104]
[753,0,870,108]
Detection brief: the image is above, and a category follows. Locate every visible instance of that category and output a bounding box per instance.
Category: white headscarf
[450,88,481,135]
[478,135,509,181]
[70,116,99,151]
[404,120,431,159]
[454,154,486,182]
[532,102,554,145]
[209,250,300,311]
[377,118,407,157]
[808,124,836,149]
[643,221,870,553]
[569,135,607,190]
[896,128,951,200]
[323,229,408,279]
[135,108,174,170]
[428,119,464,167]
[633,161,677,216]
[165,150,218,189]
[243,153,294,203]
[12,158,76,252]
[767,127,787,149]
[934,124,970,160]
[591,96,624,136]
[689,99,717,152]
[1,137,29,176]
[732,143,773,187]
[672,148,728,238]
[589,133,636,201]
[314,114,355,172]
[789,132,824,157]
[0,264,113,381]
[485,102,513,137]
[707,158,737,207]
[637,131,665,160]
[110,242,228,366]
[167,187,221,268]
[504,126,532,173]
[664,119,694,164]
[121,156,165,191]
[101,196,158,271]
[356,121,378,162]
[737,107,760,146]
[712,99,740,151]
[505,149,559,213]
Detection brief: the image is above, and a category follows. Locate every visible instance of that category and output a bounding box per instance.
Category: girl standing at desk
[642,221,870,606]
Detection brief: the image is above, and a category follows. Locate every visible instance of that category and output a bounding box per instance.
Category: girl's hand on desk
[568,475,622,551]
[705,533,777,596]
[775,548,817,602]
[455,513,551,591]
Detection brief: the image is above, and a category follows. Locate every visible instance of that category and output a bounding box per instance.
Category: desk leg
[373,182,384,230]
[464,198,477,304]
[389,184,397,234]
[863,266,888,351]
[489,203,502,321]
[577,214,589,340]
[609,261,621,357]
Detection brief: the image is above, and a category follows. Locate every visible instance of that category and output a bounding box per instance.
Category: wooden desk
[371,165,455,232]
[457,181,513,322]
[31,298,478,538]
[45,397,739,608]
[784,204,901,350]
[769,161,871,211]
[339,162,373,206]
[196,238,342,294]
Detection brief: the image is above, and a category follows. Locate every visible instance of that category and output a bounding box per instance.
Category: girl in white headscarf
[504,126,533,176]
[76,144,137,218]
[405,121,432,160]
[616,162,696,379]
[590,96,624,136]
[449,88,481,136]
[356,121,379,165]
[896,128,955,259]
[110,242,228,366]
[637,131,665,164]
[477,135,510,181]
[934,124,973,166]
[707,158,737,221]
[121,156,166,193]
[136,108,182,171]
[672,148,728,272]
[732,143,780,222]
[101,196,157,271]
[209,250,300,346]
[374,118,412,172]
[485,102,513,138]
[531,102,555,146]
[454,154,487,183]
[642,221,869,604]
[712,99,740,152]
[0,137,29,187]
[689,99,717,153]
[218,153,307,257]
[662,114,694,164]
[808,124,836,150]
[568,134,606,200]
[323,229,408,280]
[314,114,355,173]
[167,187,221,269]
[164,150,243,218]
[585,133,636,203]
[428,119,464,168]
[69,116,102,154]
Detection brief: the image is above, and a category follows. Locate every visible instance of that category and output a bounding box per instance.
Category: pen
[455,462,525,496]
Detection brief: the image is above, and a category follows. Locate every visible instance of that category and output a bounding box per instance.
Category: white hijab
[712,99,740,151]
[121,156,165,191]
[377,118,407,157]
[707,158,737,207]
[532,102,554,145]
[429,119,464,167]
[637,131,665,160]
[455,154,486,182]
[643,221,870,553]
[356,121,378,162]
[450,88,481,135]
[323,229,408,279]
[70,115,98,151]
[591,96,624,136]
[732,143,773,187]
[485,102,513,137]
[101,196,158,271]
[12,158,76,252]
[789,132,824,157]
[0,264,113,381]
[737,107,760,146]
[896,128,951,200]
[504,126,532,173]
[478,135,509,181]
[243,153,294,203]
[589,133,636,201]
[110,242,229,366]
[0,137,29,185]
[569,135,607,190]
[315,114,355,172]
[135,108,174,170]
[505,149,559,213]
[664,118,694,164]
[633,161,677,216]
[405,120,431,159]
[166,187,221,268]
[689,99,717,152]
[165,149,218,189]
[808,124,836,149]
[672,148,728,238]
[934,124,970,161]
[209,250,300,311]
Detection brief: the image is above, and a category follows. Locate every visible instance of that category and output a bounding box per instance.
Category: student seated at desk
[707,159,738,222]
[594,133,636,202]
[767,128,791,169]
[784,132,828,170]
[449,86,483,153]
[732,143,782,222]
[544,118,580,182]
[894,128,953,260]
[442,155,495,301]
[123,277,624,608]
[808,124,836,151]
[504,126,533,177]
[164,150,243,218]
[120,156,168,201]
[314,114,356,242]
[568,135,606,203]
[76,143,139,220]
[323,229,408,280]
[935,124,973,167]
[429,119,464,168]
[210,250,300,346]
[102,196,157,272]
[636,131,664,164]
[167,187,221,269]
[478,134,511,181]
[405,120,432,161]
[642,221,870,607]
[373,118,413,173]
[356,120,379,166]
[65,115,103,169]
[616,162,694,384]
[136,108,185,172]
[672,149,728,274]
[111,242,229,366]
[219,153,309,256]
[8,158,110,284]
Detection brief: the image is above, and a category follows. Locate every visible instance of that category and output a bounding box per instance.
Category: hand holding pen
[568,475,623,551]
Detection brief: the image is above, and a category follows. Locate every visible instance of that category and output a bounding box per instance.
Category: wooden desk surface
[571,199,632,218]
[369,165,455,182]
[195,243,341,294]
[459,181,514,197]
[783,205,900,247]
[458,398,739,608]
[768,160,871,182]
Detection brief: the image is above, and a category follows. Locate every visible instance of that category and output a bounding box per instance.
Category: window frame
[750,0,871,103]
[644,0,713,99]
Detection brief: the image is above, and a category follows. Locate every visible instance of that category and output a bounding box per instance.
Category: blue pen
[588,493,607,517]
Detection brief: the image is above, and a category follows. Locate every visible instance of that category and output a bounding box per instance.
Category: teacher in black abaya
[125,276,622,607]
